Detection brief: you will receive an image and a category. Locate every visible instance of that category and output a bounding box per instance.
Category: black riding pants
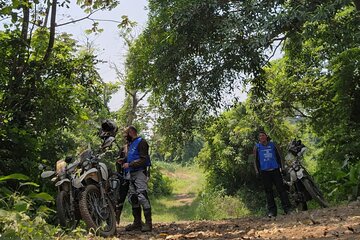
[261,168,291,214]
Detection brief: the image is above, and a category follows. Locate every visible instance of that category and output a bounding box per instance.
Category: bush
[148,163,173,196]
[0,173,60,239]
[0,173,102,240]
[0,209,60,240]
[195,188,251,220]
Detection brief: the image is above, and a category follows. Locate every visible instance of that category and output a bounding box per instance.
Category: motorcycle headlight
[285,153,295,162]
[56,160,66,174]
[110,179,119,189]
[82,160,90,169]
[294,165,300,171]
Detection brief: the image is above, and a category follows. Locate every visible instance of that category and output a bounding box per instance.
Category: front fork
[284,169,308,207]
[96,166,108,208]
[57,183,75,218]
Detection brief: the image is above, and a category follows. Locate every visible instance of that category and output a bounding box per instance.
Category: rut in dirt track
[116,202,360,239]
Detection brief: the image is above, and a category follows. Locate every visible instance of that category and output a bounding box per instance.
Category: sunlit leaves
[247,1,360,202]
[0,174,30,182]
[126,0,355,142]
[29,192,54,202]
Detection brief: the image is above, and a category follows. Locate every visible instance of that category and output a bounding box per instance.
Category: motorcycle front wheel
[79,184,116,237]
[301,178,329,208]
[56,191,77,229]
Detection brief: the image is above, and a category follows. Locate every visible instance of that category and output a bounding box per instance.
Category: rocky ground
[116,202,360,239]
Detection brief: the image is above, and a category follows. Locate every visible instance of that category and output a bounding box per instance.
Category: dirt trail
[116,202,360,239]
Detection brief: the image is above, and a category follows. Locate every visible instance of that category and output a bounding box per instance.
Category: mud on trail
[116,202,360,240]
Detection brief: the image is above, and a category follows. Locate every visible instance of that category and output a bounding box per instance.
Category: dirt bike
[40,157,82,229]
[72,136,117,237]
[283,139,329,210]
[108,165,129,224]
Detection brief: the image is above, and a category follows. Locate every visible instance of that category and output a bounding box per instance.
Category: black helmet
[99,120,118,138]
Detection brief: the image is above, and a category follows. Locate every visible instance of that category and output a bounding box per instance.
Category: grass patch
[120,162,206,223]
[119,162,255,223]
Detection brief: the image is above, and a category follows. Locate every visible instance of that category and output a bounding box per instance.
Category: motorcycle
[108,156,130,224]
[72,136,117,237]
[40,156,81,229]
[284,139,329,210]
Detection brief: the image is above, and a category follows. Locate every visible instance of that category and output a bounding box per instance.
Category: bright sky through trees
[58,0,148,111]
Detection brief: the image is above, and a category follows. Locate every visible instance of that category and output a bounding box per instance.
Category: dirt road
[116,202,360,239]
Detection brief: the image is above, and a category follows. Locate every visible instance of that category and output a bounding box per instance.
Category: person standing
[253,130,292,217]
[122,126,152,232]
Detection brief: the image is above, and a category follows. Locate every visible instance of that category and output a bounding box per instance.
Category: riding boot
[279,190,292,214]
[115,204,123,224]
[125,207,142,231]
[141,208,152,232]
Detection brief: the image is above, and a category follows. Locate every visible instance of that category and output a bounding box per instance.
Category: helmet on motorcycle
[99,119,118,138]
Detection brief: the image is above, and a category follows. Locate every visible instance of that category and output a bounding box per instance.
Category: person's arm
[274,143,283,170]
[128,139,149,168]
[253,146,260,175]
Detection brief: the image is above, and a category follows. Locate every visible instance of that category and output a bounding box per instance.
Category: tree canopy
[125,0,359,143]
[0,0,121,177]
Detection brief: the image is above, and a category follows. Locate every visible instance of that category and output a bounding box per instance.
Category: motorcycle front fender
[55,178,71,187]
[73,168,99,188]
[289,169,297,183]
[99,162,109,181]
[296,168,305,179]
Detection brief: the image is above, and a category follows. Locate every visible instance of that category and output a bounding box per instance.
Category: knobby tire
[79,184,116,237]
[56,190,77,229]
[302,178,329,208]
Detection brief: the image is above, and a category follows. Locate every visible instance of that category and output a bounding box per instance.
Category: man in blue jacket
[122,125,152,232]
[253,131,291,217]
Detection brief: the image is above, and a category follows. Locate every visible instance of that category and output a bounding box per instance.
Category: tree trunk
[354,0,360,11]
[43,0,52,27]
[43,0,57,62]
[128,90,139,126]
[3,1,30,125]
[12,2,29,83]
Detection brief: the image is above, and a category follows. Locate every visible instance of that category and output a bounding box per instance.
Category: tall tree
[0,0,121,177]
[248,3,360,200]
[125,0,359,142]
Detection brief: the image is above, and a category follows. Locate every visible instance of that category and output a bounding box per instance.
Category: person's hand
[122,163,130,169]
[116,158,125,164]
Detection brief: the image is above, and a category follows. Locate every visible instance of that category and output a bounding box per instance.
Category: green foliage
[0,210,60,240]
[0,28,114,179]
[0,2,119,230]
[0,173,60,239]
[0,173,30,182]
[148,163,173,196]
[245,4,360,203]
[196,103,262,195]
[124,0,358,143]
[151,133,204,163]
[195,188,252,220]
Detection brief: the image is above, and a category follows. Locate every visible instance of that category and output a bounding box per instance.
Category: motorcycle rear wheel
[56,191,77,229]
[79,184,116,237]
[302,178,329,208]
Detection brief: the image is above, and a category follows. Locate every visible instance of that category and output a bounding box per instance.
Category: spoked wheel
[56,191,78,229]
[79,185,116,237]
[302,178,329,208]
[293,198,308,211]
